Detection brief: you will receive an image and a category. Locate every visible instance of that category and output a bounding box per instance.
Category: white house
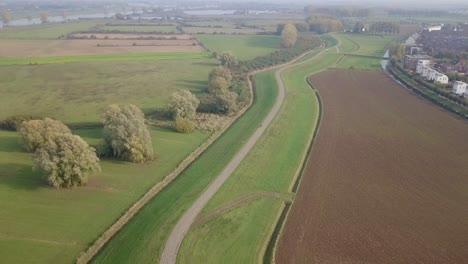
[422,66,432,79]
[416,60,431,74]
[434,72,449,84]
[452,81,467,95]
[428,69,438,81]
[427,25,442,32]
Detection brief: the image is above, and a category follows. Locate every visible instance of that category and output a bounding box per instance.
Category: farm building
[452,81,467,95]
[416,59,431,74]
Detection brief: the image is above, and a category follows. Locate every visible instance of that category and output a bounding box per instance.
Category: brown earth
[0,39,203,57]
[276,69,468,264]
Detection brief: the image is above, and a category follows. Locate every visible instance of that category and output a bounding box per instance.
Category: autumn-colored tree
[18,118,71,152]
[33,133,100,188]
[208,76,230,95]
[174,117,195,133]
[209,66,232,83]
[102,104,153,163]
[281,22,298,48]
[168,90,200,120]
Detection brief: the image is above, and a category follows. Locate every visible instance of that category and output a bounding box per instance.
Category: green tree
[102,104,153,163]
[168,90,200,120]
[33,133,100,188]
[220,52,238,68]
[209,66,232,83]
[353,21,365,33]
[208,76,230,95]
[281,22,298,48]
[18,118,71,152]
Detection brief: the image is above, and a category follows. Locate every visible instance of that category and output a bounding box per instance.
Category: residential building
[452,81,467,95]
[422,66,432,79]
[434,72,449,84]
[416,60,431,74]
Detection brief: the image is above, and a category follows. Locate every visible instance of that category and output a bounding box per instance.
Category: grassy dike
[177,38,342,264]
[91,64,279,263]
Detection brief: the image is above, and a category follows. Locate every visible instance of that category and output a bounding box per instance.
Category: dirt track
[276,69,468,264]
[160,46,326,264]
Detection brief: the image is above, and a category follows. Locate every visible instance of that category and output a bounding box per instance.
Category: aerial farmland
[0,0,467,264]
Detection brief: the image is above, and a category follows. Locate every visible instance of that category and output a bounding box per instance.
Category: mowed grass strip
[334,55,382,70]
[178,51,342,264]
[344,34,401,56]
[0,21,101,39]
[0,51,210,66]
[0,59,215,123]
[197,34,281,60]
[0,127,208,264]
[91,67,279,264]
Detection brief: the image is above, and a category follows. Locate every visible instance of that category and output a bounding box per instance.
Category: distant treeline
[387,9,451,17]
[277,16,343,35]
[304,5,371,17]
[368,22,400,35]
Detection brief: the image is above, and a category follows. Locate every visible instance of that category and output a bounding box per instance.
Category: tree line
[368,22,400,35]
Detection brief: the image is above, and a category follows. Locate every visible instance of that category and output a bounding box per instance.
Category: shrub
[34,133,100,188]
[0,115,42,131]
[168,90,200,120]
[174,117,195,133]
[102,104,153,163]
[18,118,71,152]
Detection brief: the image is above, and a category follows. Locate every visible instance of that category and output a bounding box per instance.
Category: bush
[168,90,200,120]
[0,115,42,131]
[102,104,153,163]
[18,118,71,152]
[34,133,100,188]
[174,117,195,133]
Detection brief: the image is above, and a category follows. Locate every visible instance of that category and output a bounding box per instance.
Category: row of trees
[17,104,154,188]
[307,16,343,34]
[304,6,372,17]
[368,22,400,35]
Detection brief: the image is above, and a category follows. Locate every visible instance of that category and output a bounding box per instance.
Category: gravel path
[160,47,323,264]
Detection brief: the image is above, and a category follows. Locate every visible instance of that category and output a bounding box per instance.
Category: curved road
[160,46,328,264]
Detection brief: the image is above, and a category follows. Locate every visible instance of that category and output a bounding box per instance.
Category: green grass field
[0,58,214,123]
[0,126,208,264]
[344,34,401,56]
[99,25,180,33]
[0,52,210,66]
[0,21,101,39]
[197,34,281,60]
[334,55,382,70]
[92,66,279,264]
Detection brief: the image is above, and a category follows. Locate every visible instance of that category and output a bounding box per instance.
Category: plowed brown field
[276,69,468,264]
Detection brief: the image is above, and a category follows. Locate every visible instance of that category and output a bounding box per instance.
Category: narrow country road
[160,45,327,264]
